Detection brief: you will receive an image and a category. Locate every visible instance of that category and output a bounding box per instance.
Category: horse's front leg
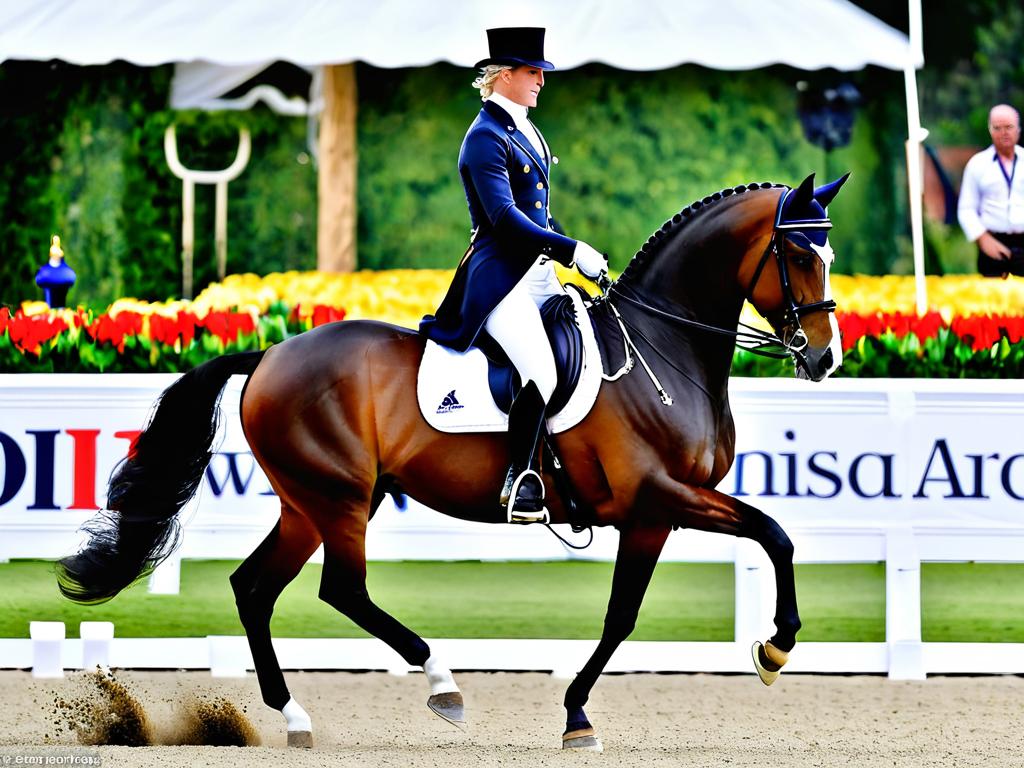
[642,474,800,683]
[562,524,670,751]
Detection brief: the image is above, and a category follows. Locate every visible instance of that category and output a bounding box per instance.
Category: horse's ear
[790,173,816,210]
[814,172,851,209]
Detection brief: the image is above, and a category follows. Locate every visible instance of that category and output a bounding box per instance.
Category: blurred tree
[358,62,907,275]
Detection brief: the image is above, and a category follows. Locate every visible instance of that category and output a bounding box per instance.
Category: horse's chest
[668,408,734,486]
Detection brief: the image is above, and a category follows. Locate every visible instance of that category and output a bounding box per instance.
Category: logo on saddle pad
[436,390,465,414]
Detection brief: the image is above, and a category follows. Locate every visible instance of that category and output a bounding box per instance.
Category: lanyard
[998,153,1017,195]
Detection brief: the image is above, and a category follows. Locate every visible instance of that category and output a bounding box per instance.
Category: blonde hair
[472,64,512,99]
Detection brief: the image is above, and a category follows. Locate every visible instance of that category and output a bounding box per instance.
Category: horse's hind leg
[318,509,466,728]
[563,524,670,751]
[230,504,322,747]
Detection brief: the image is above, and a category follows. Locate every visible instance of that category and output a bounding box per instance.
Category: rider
[420,27,608,523]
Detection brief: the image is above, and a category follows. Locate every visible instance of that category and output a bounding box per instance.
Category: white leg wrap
[282,697,312,732]
[424,654,460,696]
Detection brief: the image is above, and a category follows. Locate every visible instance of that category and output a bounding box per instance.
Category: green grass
[922,563,1024,642]
[2,559,1021,642]
[0,560,732,640]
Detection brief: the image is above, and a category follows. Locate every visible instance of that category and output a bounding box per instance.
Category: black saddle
[474,291,587,415]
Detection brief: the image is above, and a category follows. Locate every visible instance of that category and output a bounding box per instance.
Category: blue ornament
[35,235,76,308]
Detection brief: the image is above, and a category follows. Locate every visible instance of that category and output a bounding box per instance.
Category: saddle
[417,286,603,435]
[476,292,585,415]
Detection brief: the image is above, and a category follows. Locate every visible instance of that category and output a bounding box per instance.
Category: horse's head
[743,173,849,382]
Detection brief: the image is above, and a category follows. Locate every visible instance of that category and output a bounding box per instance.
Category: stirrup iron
[502,468,550,524]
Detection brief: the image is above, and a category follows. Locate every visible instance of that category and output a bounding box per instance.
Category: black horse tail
[56,350,265,604]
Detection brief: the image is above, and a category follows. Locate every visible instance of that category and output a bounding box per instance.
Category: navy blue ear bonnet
[779,173,850,247]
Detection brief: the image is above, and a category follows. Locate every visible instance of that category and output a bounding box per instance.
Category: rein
[594,186,836,404]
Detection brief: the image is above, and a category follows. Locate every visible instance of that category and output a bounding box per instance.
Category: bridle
[595,186,836,404]
[743,186,836,355]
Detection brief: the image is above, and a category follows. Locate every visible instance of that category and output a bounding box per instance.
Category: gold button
[536,182,544,190]
[523,164,530,173]
[534,200,543,209]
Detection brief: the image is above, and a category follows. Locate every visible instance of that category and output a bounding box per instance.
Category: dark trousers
[978,232,1024,277]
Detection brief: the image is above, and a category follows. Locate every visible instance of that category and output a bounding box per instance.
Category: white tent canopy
[2,0,917,71]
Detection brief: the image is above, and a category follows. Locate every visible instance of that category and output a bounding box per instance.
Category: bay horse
[57,173,848,750]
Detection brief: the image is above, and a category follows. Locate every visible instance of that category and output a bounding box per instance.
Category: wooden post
[318,63,358,272]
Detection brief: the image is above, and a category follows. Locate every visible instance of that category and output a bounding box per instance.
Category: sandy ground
[0,669,1021,767]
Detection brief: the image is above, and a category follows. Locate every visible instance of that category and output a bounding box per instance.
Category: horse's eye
[791,252,814,269]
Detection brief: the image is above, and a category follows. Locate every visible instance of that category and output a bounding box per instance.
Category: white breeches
[483,258,564,403]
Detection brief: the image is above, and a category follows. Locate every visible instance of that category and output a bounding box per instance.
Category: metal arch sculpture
[164,124,251,299]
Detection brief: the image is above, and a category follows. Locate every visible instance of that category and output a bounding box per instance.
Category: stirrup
[503,469,550,524]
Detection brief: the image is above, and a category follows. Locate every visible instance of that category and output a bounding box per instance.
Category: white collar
[990,144,1023,161]
[487,92,530,130]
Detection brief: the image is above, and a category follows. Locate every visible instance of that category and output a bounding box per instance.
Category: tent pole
[905,0,928,315]
[317,63,358,272]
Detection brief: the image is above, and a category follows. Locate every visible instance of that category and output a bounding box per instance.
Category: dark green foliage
[920,3,1024,146]
[356,64,476,269]
[0,61,317,306]
[0,61,69,305]
[0,58,913,305]
[357,62,909,276]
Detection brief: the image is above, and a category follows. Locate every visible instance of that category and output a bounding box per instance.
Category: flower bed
[2,272,1024,376]
[0,301,345,373]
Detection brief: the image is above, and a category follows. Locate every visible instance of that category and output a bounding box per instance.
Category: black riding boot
[499,380,549,523]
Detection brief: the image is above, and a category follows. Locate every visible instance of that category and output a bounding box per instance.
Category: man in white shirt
[958,104,1024,277]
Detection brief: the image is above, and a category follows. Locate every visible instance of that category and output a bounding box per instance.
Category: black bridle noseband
[596,186,837,403]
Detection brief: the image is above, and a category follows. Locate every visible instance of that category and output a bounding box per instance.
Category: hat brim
[474,57,555,71]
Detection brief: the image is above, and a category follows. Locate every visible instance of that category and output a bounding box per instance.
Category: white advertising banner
[0,375,1022,564]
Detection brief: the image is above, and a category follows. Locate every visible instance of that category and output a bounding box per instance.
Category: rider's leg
[484,281,557,521]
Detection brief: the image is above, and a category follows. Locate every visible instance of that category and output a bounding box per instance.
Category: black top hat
[474,27,554,70]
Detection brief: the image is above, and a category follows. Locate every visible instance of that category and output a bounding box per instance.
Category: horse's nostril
[820,348,833,372]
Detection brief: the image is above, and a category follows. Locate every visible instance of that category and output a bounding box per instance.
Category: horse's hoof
[287,730,313,748]
[562,727,603,752]
[751,640,789,686]
[428,691,466,729]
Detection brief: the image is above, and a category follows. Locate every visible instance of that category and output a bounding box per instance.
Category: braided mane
[618,182,785,284]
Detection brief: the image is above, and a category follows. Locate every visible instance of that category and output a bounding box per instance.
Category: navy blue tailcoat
[419,100,577,351]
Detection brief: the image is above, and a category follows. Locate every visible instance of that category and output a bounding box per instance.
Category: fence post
[148,555,182,594]
[734,539,775,644]
[886,526,924,679]
[30,621,66,678]
[80,621,114,671]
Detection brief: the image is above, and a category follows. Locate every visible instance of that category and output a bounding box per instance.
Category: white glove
[574,241,608,281]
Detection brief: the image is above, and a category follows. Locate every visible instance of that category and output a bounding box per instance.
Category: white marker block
[80,621,114,670]
[147,556,181,594]
[30,621,66,678]
[208,635,249,677]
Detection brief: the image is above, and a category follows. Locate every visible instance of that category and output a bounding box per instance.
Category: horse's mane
[618,181,785,284]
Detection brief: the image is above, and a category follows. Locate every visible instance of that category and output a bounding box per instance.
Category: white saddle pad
[417,289,603,434]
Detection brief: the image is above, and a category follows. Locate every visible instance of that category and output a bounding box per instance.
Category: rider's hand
[574,241,608,281]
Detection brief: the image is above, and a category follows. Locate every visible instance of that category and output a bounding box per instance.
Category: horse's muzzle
[796,346,834,382]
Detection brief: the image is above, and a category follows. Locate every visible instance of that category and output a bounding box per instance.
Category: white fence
[2,375,1024,678]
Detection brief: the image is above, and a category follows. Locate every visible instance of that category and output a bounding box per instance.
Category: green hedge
[0,61,317,307]
[359,63,909,275]
[1,60,909,307]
